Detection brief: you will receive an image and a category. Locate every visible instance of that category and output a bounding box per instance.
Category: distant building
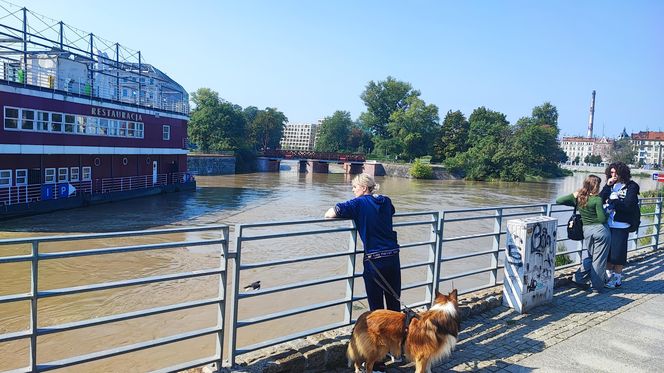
[280,122,320,151]
[560,136,614,164]
[631,131,664,166]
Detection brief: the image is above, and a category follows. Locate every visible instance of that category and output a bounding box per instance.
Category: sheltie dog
[347,289,460,373]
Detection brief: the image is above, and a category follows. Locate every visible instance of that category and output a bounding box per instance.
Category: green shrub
[555,242,574,267]
[410,158,433,179]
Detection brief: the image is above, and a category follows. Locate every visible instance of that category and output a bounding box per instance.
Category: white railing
[0,180,92,206]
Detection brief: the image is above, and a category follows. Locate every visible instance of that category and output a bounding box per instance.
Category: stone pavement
[332,248,664,373]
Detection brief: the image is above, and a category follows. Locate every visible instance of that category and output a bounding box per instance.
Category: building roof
[561,136,613,144]
[631,131,664,141]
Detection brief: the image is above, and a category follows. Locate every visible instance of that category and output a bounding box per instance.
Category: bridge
[257,150,381,175]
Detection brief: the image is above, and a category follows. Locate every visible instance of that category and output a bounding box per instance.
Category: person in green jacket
[556,174,611,292]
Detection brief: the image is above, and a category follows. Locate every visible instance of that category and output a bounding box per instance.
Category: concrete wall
[187,155,236,175]
[381,163,459,180]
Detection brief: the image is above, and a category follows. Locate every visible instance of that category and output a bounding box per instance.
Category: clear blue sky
[10,0,664,138]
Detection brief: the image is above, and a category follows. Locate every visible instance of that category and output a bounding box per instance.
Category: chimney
[587,90,596,138]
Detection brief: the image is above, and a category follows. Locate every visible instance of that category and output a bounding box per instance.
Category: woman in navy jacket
[325,173,401,311]
[600,162,640,288]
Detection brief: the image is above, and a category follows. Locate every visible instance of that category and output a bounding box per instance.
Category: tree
[315,111,353,152]
[188,88,247,152]
[433,110,469,162]
[584,154,603,164]
[347,126,373,153]
[467,107,510,146]
[386,96,440,160]
[249,108,288,150]
[359,76,420,138]
[610,138,636,164]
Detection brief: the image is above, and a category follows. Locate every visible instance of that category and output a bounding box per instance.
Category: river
[0,169,657,372]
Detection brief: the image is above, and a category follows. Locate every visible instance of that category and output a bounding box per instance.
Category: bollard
[503,216,557,313]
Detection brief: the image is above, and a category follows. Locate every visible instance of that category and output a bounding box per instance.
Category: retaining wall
[188,155,236,175]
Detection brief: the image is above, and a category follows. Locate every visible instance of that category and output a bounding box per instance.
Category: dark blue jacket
[335,194,399,257]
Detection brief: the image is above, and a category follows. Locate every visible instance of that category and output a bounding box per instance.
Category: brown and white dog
[347,289,460,373]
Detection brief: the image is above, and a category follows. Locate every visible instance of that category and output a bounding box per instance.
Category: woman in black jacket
[600,162,640,288]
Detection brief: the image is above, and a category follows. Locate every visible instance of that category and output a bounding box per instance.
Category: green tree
[433,110,469,162]
[315,111,353,152]
[510,103,566,177]
[373,137,404,160]
[584,154,603,164]
[467,107,510,146]
[249,108,288,150]
[188,88,247,152]
[610,138,636,164]
[359,76,420,139]
[347,126,373,153]
[387,96,440,160]
[409,158,433,179]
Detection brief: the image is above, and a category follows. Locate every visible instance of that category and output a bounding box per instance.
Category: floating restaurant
[0,5,195,218]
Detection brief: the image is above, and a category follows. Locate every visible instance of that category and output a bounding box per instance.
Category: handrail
[2,199,662,371]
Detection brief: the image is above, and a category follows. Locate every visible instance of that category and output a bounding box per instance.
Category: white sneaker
[606,274,622,288]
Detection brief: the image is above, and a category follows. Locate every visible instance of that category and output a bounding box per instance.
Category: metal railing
[1,200,662,371]
[0,225,229,373]
[0,180,92,206]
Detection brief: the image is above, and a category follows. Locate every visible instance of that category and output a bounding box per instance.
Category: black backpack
[567,203,584,241]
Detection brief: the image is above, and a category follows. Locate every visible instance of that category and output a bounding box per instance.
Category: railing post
[490,208,503,286]
[434,211,445,296]
[227,224,243,368]
[216,226,229,371]
[655,198,661,250]
[427,212,439,303]
[30,241,39,372]
[344,219,357,324]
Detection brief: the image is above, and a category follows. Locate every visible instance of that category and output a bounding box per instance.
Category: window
[57,168,68,183]
[162,125,170,140]
[21,109,34,130]
[127,122,135,137]
[37,111,49,131]
[76,115,87,134]
[0,170,11,187]
[119,121,127,137]
[51,113,63,132]
[108,120,118,136]
[4,107,19,129]
[99,119,109,135]
[136,123,144,138]
[86,117,98,135]
[64,115,75,133]
[15,169,27,185]
[70,167,79,182]
[122,89,128,97]
[45,168,56,184]
[82,167,91,181]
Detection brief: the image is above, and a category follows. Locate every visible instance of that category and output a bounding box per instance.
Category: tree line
[187,77,569,181]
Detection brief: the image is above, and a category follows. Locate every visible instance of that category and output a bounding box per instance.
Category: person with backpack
[556,174,610,292]
[600,162,641,288]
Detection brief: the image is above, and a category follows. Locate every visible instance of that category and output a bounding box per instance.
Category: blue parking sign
[41,184,55,200]
[653,173,659,181]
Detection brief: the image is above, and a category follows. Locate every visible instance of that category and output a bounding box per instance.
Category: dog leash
[365,258,420,317]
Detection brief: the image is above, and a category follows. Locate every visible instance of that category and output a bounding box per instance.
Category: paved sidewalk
[373,248,664,373]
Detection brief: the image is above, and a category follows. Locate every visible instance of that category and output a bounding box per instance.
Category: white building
[632,131,664,166]
[560,136,614,164]
[280,122,319,151]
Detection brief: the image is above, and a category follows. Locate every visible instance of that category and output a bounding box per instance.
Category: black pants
[363,255,401,311]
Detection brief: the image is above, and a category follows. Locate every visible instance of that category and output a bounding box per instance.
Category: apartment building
[279,122,319,151]
[631,131,664,166]
[560,136,614,163]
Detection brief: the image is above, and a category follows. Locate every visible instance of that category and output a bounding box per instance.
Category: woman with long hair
[556,174,611,292]
[600,161,640,288]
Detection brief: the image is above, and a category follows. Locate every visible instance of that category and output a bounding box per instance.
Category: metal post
[344,219,357,324]
[433,211,444,296]
[426,212,438,302]
[490,208,503,286]
[89,33,94,97]
[216,226,229,371]
[227,224,243,367]
[655,198,661,250]
[22,8,27,86]
[30,241,39,372]
[115,43,120,101]
[138,51,142,106]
